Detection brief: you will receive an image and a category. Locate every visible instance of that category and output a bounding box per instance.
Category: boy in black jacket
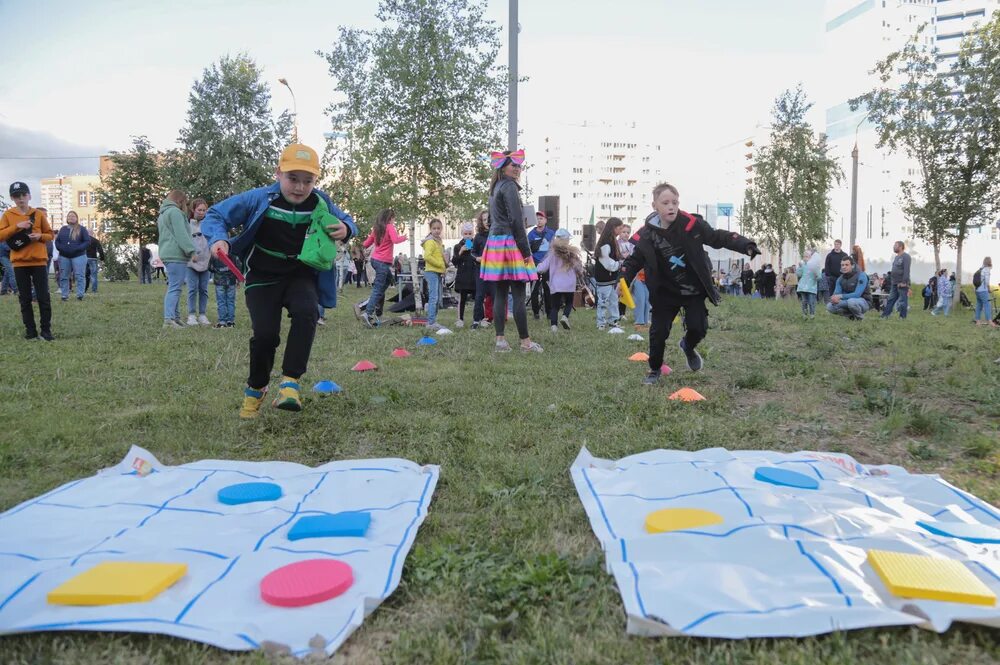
[622,183,760,385]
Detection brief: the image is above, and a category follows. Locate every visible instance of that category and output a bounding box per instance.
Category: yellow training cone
[669,387,706,402]
[618,278,636,309]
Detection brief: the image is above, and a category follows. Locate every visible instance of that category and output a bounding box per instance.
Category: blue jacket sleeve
[844,272,868,299]
[833,276,844,296]
[202,190,257,250]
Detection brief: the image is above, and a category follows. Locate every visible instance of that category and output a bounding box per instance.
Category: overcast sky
[0,0,826,207]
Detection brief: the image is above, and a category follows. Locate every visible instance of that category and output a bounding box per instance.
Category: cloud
[0,123,108,204]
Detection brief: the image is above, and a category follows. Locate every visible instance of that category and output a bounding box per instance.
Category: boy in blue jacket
[203,144,357,418]
[827,255,872,320]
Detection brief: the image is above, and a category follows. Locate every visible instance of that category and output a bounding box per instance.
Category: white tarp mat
[0,446,439,657]
[571,447,1000,638]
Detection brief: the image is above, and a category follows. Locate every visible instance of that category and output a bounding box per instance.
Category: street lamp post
[278,78,299,143]
[508,0,518,152]
[849,110,872,250]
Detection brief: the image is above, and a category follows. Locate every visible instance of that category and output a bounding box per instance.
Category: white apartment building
[535,121,663,241]
[39,174,104,233]
[821,0,1000,280]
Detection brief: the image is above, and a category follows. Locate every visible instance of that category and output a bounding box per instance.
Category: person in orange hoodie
[0,182,54,340]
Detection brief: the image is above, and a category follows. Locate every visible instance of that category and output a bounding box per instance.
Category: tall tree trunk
[408,168,424,313]
[955,237,964,299]
[933,238,941,273]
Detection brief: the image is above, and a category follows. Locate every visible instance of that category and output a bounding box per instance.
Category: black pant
[353,260,367,286]
[529,273,550,317]
[473,275,494,322]
[923,295,932,310]
[457,289,474,321]
[494,280,528,339]
[549,292,573,325]
[648,290,708,372]
[245,269,319,389]
[15,266,52,336]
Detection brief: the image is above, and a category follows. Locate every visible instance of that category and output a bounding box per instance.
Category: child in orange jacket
[0,182,54,340]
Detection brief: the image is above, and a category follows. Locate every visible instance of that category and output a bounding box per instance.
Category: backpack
[7,212,35,250]
[972,268,983,288]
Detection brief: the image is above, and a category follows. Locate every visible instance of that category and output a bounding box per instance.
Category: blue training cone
[417,336,437,346]
[312,380,343,395]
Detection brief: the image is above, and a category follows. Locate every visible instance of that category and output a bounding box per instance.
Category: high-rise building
[535,121,663,241]
[39,174,105,233]
[821,0,1000,279]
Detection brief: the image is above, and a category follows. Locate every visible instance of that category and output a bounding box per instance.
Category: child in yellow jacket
[0,182,55,340]
[422,218,446,330]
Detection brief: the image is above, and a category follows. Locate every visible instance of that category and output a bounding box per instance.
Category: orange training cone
[629,352,649,362]
[669,387,705,402]
[351,360,378,372]
[391,348,411,358]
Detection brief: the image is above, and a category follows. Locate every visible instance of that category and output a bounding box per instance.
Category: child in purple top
[535,228,584,331]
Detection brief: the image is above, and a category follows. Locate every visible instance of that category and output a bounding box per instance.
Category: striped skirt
[480,234,537,282]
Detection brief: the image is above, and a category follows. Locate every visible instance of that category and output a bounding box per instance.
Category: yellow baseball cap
[278,143,321,176]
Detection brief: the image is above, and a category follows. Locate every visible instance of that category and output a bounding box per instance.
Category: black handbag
[7,212,34,250]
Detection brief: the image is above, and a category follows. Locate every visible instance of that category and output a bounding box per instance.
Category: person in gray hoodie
[156,190,195,328]
[881,240,911,319]
[186,198,212,326]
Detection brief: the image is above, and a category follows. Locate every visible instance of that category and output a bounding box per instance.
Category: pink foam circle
[260,559,353,608]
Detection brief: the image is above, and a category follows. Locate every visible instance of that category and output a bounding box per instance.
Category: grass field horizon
[1,280,998,664]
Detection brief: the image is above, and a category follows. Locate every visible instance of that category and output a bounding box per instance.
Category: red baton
[215,249,245,283]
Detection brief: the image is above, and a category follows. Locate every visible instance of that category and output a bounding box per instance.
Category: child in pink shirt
[360,208,407,327]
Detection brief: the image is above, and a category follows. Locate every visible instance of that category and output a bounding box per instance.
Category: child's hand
[326,224,347,241]
[16,220,32,230]
[28,233,41,240]
[211,241,229,256]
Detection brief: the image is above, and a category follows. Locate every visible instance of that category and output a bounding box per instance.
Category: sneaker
[186,314,198,326]
[470,321,480,330]
[213,322,228,329]
[352,302,363,321]
[317,317,326,326]
[426,322,443,332]
[40,331,55,341]
[360,312,375,329]
[551,324,558,333]
[597,324,606,331]
[61,296,68,302]
[642,370,661,386]
[163,319,184,329]
[272,378,303,412]
[198,314,211,326]
[520,341,544,353]
[240,386,268,419]
[679,338,703,372]
[226,322,236,328]
[24,331,39,341]
[495,339,512,353]
[454,319,464,329]
[76,295,84,301]
[560,315,571,330]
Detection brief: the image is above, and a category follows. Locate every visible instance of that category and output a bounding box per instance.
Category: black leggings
[457,289,474,321]
[494,280,529,339]
[549,292,573,325]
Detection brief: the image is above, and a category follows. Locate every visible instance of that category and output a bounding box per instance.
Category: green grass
[1,284,998,664]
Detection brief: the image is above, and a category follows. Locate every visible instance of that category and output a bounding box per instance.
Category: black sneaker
[679,338,703,372]
[642,370,661,385]
[41,331,55,341]
[25,331,39,341]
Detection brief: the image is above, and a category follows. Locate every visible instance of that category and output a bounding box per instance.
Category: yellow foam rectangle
[868,549,995,606]
[48,562,188,606]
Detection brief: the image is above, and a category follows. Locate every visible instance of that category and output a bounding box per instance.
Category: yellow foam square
[867,549,996,606]
[47,562,188,606]
[645,508,724,534]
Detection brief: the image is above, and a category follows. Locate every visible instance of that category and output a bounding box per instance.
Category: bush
[103,238,138,282]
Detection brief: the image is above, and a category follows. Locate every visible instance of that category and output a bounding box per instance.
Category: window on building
[89,192,97,206]
[78,192,88,207]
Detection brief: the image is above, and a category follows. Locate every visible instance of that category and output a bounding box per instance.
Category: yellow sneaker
[272,377,303,412]
[240,386,268,420]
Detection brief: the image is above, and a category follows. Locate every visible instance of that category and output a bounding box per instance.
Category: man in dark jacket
[740,264,754,295]
[824,240,848,294]
[85,234,106,293]
[622,183,759,385]
[880,240,911,319]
